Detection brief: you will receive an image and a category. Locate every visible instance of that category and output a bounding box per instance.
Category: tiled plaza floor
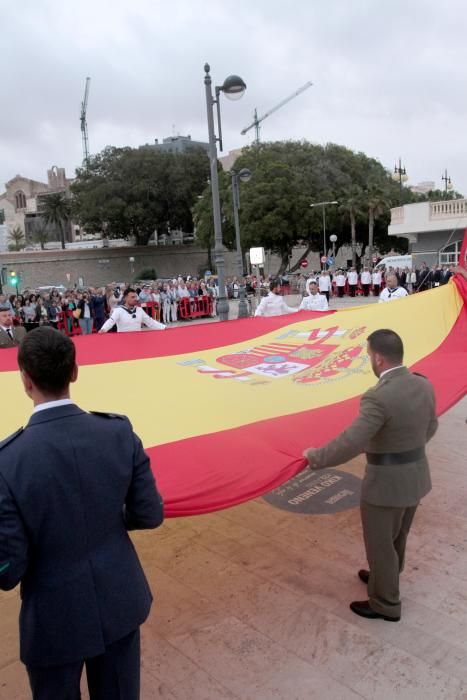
[1,398,466,699]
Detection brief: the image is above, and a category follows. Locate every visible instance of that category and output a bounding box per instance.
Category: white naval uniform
[100,306,166,332]
[299,293,329,312]
[254,292,298,317]
[347,271,358,286]
[318,275,331,293]
[360,271,371,285]
[378,286,408,303]
[335,274,346,288]
[372,271,382,286]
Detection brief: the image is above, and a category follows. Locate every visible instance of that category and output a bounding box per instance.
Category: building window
[439,240,462,265]
[15,191,27,211]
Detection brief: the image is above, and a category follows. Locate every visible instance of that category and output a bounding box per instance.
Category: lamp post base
[237,286,249,318]
[217,296,229,321]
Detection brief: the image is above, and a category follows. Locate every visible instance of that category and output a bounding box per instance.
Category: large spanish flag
[1,273,466,517]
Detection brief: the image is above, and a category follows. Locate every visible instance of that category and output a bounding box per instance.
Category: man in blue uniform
[0,327,164,699]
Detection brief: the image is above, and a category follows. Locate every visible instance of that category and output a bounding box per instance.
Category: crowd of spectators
[0,262,457,337]
[0,278,222,336]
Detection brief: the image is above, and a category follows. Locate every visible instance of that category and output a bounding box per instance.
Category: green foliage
[39,192,71,250]
[71,146,210,246]
[136,268,157,281]
[8,225,25,251]
[31,225,50,250]
[194,141,412,274]
[416,188,464,202]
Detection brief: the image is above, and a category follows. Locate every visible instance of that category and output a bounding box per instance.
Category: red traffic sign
[320,255,327,263]
[300,259,309,268]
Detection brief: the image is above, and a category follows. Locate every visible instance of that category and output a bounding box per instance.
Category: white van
[375,255,413,271]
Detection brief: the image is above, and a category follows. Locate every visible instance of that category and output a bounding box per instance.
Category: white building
[388,198,466,266]
[0,166,74,243]
[410,181,436,195]
[0,224,9,252]
[219,148,244,172]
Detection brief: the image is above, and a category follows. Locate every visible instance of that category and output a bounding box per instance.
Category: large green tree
[71,146,210,246]
[194,141,410,274]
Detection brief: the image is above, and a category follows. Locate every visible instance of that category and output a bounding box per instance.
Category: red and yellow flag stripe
[1,277,466,516]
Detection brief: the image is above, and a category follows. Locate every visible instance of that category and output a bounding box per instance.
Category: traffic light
[10,270,18,287]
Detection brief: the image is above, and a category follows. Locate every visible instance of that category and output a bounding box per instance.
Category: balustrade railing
[430,199,467,219]
[390,206,404,224]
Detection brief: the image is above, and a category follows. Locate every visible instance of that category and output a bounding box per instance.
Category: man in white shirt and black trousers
[360,267,372,297]
[99,288,166,333]
[347,267,359,297]
[335,270,346,298]
[318,271,332,302]
[372,269,382,296]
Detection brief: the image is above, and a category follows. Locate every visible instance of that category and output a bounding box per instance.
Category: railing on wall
[390,206,405,225]
[430,199,467,219]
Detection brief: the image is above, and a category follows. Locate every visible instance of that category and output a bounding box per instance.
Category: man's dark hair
[269,279,280,292]
[309,281,318,287]
[367,329,404,364]
[123,287,136,298]
[18,327,76,395]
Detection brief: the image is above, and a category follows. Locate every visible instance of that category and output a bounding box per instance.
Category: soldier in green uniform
[304,329,438,621]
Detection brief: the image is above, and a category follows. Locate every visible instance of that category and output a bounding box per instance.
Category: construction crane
[80,77,91,163]
[241,81,313,144]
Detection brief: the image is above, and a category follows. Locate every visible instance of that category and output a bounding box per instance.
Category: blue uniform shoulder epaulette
[0,428,24,451]
[89,411,126,420]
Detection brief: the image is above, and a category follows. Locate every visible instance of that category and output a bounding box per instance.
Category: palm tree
[8,225,25,251]
[366,186,388,264]
[341,187,364,266]
[40,192,71,250]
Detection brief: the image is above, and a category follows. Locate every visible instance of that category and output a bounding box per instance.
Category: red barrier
[140,301,161,321]
[58,310,82,336]
[178,295,213,319]
[177,297,191,319]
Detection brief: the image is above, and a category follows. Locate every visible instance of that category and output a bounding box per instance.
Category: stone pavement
[169,292,379,327]
[1,398,466,699]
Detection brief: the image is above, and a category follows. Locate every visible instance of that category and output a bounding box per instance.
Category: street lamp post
[310,200,338,268]
[442,169,453,198]
[329,234,337,270]
[392,158,408,206]
[204,63,246,321]
[231,167,251,318]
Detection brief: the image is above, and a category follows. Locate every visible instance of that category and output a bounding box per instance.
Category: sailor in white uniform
[254,280,298,317]
[360,267,372,296]
[378,274,408,303]
[347,267,358,297]
[299,281,329,312]
[99,288,166,332]
[318,271,332,301]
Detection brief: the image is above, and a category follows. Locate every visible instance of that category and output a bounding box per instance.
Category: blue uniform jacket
[0,404,164,668]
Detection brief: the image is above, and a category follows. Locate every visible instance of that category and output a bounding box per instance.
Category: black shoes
[350,600,400,622]
[358,569,370,584]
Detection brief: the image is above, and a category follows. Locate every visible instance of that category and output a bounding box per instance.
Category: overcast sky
[1,0,466,196]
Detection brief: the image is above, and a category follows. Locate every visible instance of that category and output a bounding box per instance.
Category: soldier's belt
[366,447,426,465]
